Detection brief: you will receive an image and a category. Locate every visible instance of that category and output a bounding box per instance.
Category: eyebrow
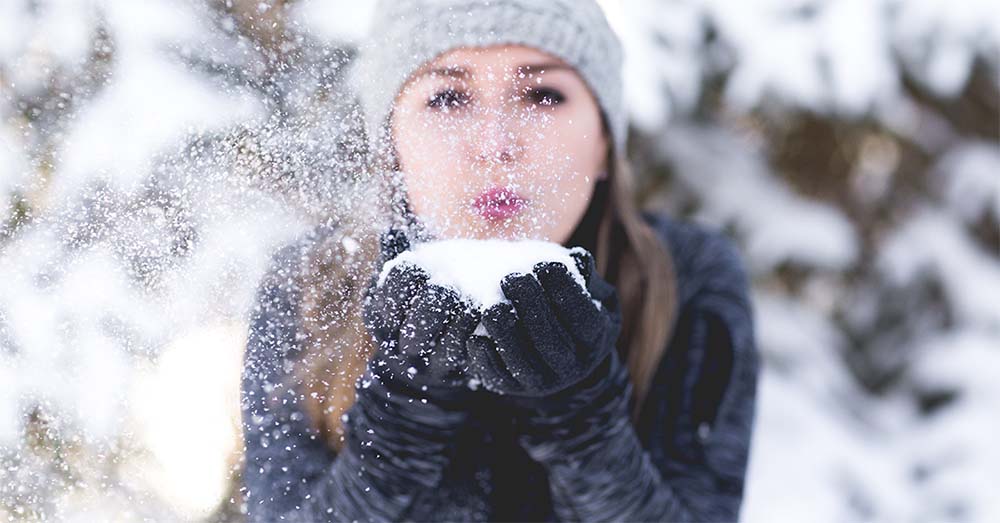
[413,63,571,81]
[517,64,571,75]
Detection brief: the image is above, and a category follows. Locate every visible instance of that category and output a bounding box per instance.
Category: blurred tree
[0,0,997,521]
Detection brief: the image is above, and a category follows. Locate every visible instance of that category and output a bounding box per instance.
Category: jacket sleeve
[515,220,760,522]
[240,239,468,523]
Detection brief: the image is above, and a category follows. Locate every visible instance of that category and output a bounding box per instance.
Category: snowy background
[1,0,998,521]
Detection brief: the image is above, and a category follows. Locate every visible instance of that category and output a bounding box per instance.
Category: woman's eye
[526,87,565,106]
[427,89,470,110]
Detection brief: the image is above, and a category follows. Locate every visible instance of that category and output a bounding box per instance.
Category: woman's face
[390,45,609,242]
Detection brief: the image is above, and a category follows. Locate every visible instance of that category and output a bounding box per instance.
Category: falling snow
[0,0,997,521]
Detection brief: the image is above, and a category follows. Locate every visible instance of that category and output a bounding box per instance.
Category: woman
[240,0,759,521]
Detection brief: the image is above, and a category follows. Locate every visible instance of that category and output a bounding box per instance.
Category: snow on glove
[466,248,622,403]
[362,227,481,405]
[328,227,482,507]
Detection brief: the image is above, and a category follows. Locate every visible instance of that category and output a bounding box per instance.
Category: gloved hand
[361,227,481,406]
[335,227,480,497]
[466,248,622,406]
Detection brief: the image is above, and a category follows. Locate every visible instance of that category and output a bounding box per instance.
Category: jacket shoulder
[246,221,343,360]
[640,211,751,308]
[256,221,342,295]
[638,211,759,517]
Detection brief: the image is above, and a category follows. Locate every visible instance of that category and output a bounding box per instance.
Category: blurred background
[0,0,997,521]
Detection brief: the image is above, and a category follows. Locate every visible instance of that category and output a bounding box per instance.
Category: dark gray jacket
[240,212,760,522]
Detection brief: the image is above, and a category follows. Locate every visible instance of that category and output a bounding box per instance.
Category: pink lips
[472,187,527,220]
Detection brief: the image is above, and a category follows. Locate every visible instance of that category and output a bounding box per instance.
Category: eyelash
[426,87,566,110]
[427,88,470,109]
[527,87,566,106]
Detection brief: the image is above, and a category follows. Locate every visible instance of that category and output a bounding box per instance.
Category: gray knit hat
[350,0,626,169]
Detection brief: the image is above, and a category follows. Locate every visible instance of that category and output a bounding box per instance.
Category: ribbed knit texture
[349,0,626,166]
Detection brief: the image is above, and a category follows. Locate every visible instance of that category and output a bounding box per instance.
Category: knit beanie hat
[350,0,626,170]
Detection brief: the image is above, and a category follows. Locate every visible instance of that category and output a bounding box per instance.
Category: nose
[469,105,523,168]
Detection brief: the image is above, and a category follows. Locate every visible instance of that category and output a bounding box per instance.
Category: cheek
[396,114,457,168]
[395,116,463,197]
[543,160,596,223]
[394,117,477,237]
[525,111,604,239]
[400,160,468,220]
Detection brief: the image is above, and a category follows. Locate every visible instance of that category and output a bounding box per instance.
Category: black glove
[327,227,481,506]
[466,248,622,405]
[361,227,481,406]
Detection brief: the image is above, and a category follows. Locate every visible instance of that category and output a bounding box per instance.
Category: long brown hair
[285,147,678,452]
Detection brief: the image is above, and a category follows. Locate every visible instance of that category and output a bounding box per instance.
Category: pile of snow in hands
[376,239,598,329]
